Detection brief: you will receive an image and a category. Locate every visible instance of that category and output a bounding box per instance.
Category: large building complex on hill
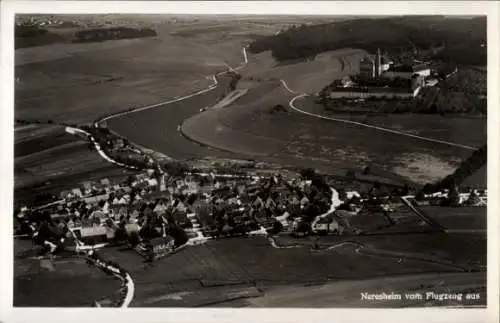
[327,48,437,100]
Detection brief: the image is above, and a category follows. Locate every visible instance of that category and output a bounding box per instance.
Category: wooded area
[249,17,486,66]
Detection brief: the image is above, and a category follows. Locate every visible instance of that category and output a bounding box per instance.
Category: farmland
[178,32,485,184]
[181,86,482,183]
[17,15,487,186]
[14,16,282,206]
[300,98,486,148]
[16,15,288,125]
[14,123,130,207]
[13,15,488,309]
[14,239,121,306]
[93,233,485,307]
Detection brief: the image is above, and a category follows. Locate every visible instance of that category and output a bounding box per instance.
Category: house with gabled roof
[100,178,111,187]
[72,188,83,198]
[312,217,340,235]
[265,197,277,210]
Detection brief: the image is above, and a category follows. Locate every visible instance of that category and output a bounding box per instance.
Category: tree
[168,225,189,247]
[268,220,283,235]
[272,104,287,113]
[295,221,311,235]
[465,190,480,206]
[415,190,426,201]
[346,170,356,181]
[447,187,460,207]
[337,188,347,201]
[125,175,136,187]
[300,168,316,180]
[164,161,189,177]
[401,184,410,196]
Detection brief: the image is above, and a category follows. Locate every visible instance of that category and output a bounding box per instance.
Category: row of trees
[318,83,486,116]
[421,144,486,194]
[15,21,64,48]
[15,21,48,38]
[74,27,157,43]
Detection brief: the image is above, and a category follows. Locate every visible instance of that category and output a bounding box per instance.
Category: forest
[249,16,486,66]
[15,22,157,48]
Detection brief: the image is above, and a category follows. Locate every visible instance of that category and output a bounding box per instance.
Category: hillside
[249,16,486,66]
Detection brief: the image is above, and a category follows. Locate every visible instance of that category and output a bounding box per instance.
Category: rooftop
[361,55,392,65]
[330,86,414,94]
[388,63,430,73]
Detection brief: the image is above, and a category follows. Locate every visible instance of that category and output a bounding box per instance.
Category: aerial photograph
[13,13,487,308]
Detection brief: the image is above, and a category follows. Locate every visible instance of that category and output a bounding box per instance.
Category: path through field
[283,81,477,151]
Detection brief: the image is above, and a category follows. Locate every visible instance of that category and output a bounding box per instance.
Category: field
[91,233,485,307]
[16,16,283,125]
[246,271,486,307]
[14,123,131,207]
[14,239,121,306]
[421,206,486,231]
[16,37,218,124]
[177,38,485,183]
[17,15,487,186]
[107,76,239,161]
[15,16,285,206]
[181,83,484,182]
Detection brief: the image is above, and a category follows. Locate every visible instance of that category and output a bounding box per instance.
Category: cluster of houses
[15,160,488,254]
[16,16,78,28]
[14,169,334,248]
[420,188,488,207]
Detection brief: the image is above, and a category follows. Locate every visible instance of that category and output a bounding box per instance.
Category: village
[14,152,487,262]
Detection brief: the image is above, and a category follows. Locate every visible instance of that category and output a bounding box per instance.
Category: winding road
[98,45,477,171]
[101,48,251,161]
[282,80,477,151]
[98,47,247,125]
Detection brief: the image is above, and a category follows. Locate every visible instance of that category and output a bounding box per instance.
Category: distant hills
[248,16,486,66]
[15,23,157,49]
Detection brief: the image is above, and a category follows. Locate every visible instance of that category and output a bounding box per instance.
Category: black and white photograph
[2,1,499,322]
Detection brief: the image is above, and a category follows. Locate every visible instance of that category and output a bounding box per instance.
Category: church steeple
[375,48,382,77]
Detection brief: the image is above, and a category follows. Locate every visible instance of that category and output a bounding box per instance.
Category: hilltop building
[358,48,431,80]
[359,57,375,79]
[325,48,438,100]
[384,62,431,79]
[359,48,393,80]
[328,84,421,99]
[327,72,423,99]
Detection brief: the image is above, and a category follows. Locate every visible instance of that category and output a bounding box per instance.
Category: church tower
[375,48,382,77]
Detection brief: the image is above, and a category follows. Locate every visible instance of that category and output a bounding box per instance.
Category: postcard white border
[1,1,498,323]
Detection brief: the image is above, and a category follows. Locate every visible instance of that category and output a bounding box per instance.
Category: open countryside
[14,14,486,308]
